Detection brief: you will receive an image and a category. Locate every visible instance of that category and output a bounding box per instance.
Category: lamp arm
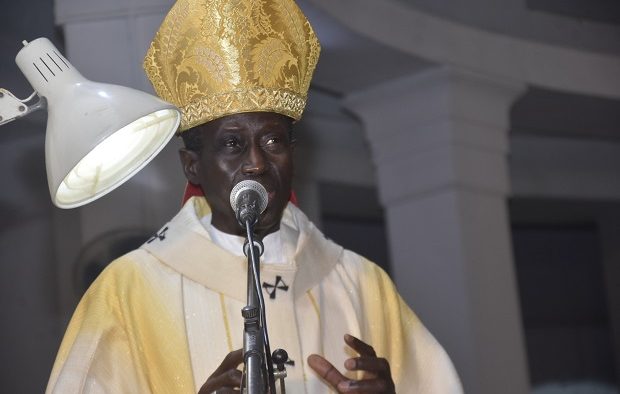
[0,88,45,126]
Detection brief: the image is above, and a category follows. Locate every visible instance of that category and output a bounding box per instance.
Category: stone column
[346,66,529,394]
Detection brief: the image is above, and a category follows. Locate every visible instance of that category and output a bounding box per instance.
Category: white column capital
[346,66,524,128]
[345,66,525,204]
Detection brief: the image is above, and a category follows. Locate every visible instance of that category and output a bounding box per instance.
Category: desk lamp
[0,38,180,208]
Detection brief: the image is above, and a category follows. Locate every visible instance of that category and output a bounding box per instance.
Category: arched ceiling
[299,0,620,141]
[306,0,620,100]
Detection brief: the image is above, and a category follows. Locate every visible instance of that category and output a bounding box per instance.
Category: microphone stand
[241,219,289,393]
[240,219,275,394]
[233,180,289,394]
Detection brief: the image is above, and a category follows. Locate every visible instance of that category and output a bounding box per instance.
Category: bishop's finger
[308,354,348,388]
[213,349,243,375]
[344,334,377,357]
[345,356,391,378]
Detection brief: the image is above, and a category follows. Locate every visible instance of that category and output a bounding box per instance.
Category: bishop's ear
[179,148,202,184]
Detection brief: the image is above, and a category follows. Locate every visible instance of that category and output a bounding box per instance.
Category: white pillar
[346,66,529,394]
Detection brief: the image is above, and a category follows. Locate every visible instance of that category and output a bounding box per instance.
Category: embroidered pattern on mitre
[143,0,321,132]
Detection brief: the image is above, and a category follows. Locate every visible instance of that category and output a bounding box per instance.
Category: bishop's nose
[241,144,267,176]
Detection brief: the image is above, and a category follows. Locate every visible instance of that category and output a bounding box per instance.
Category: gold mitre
[144,0,321,132]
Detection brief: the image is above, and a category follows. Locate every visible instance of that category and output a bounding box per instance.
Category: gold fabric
[143,0,321,132]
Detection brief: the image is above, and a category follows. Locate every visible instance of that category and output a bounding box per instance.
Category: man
[47,0,462,392]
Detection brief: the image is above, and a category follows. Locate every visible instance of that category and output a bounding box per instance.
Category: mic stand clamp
[272,349,289,394]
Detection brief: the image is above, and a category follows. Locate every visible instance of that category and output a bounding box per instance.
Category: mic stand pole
[241,220,277,394]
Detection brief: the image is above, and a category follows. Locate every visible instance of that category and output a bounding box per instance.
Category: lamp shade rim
[50,107,181,209]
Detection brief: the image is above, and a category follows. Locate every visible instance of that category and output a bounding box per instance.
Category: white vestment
[47,197,462,393]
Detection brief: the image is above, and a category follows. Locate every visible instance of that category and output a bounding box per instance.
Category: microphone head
[229,180,269,215]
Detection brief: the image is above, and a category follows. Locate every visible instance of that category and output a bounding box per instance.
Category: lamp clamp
[0,88,43,126]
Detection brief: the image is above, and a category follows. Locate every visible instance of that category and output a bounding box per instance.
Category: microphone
[229,180,268,227]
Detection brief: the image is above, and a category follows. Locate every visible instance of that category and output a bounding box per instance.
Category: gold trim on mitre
[144,0,321,132]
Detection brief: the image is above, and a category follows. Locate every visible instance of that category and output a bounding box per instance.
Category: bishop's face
[180,112,295,237]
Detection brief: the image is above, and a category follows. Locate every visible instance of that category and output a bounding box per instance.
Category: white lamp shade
[15,38,181,208]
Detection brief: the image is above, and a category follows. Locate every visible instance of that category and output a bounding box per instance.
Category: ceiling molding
[309,0,620,100]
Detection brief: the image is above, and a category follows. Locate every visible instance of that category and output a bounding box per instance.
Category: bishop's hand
[198,348,243,394]
[307,334,395,393]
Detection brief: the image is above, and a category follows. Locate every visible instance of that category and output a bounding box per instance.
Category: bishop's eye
[222,136,242,150]
[262,133,288,152]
